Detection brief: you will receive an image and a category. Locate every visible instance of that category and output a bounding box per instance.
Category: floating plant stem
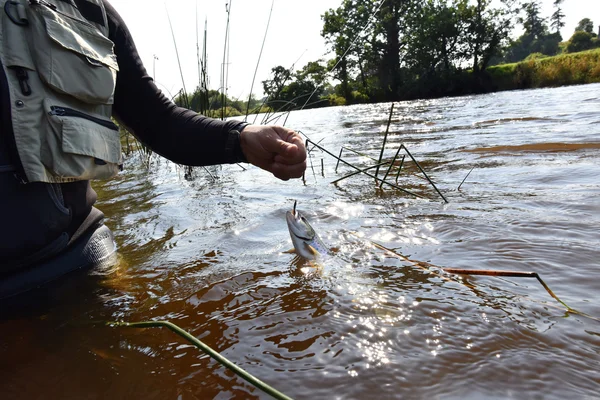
[339,147,378,161]
[107,320,294,400]
[307,138,326,155]
[363,237,600,323]
[442,268,599,322]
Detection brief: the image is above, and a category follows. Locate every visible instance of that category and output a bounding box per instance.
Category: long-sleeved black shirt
[0,0,248,269]
[63,0,248,237]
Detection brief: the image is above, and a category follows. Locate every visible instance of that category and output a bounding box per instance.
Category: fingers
[271,160,306,180]
[239,124,306,180]
[270,126,306,165]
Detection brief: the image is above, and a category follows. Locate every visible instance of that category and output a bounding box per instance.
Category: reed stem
[399,145,448,203]
[380,145,403,189]
[306,139,425,198]
[376,103,394,178]
[395,155,406,183]
[331,161,390,184]
[458,167,475,191]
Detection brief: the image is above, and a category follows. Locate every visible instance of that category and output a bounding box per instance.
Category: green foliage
[174,87,261,119]
[262,66,291,100]
[488,48,600,90]
[317,0,517,102]
[550,0,565,34]
[205,106,243,118]
[351,90,369,103]
[261,60,329,111]
[327,94,346,106]
[463,0,515,73]
[524,52,547,60]
[575,18,594,34]
[567,31,595,53]
[519,1,547,40]
[503,2,562,63]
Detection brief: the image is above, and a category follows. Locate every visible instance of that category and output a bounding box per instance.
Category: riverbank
[485,48,600,91]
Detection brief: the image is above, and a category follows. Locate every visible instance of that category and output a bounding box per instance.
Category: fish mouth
[286,210,312,241]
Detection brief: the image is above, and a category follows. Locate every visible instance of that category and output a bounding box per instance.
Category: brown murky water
[2,84,600,399]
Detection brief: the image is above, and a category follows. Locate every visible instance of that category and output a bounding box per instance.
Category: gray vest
[1,0,121,183]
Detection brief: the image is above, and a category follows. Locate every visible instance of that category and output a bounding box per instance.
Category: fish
[285,201,331,260]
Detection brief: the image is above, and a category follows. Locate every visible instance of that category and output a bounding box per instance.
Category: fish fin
[282,248,297,254]
[303,242,320,257]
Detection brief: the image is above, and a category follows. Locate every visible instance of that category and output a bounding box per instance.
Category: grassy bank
[487,48,600,91]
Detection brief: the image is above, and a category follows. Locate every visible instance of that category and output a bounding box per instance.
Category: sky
[108,0,600,100]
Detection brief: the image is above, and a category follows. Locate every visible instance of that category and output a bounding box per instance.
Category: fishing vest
[0,0,121,183]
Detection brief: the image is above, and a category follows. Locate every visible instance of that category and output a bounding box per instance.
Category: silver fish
[285,201,331,260]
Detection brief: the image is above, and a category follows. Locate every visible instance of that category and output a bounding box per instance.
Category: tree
[465,0,515,74]
[261,65,292,100]
[505,1,558,62]
[520,1,547,40]
[575,18,594,34]
[261,61,329,110]
[376,0,410,101]
[321,3,354,102]
[321,0,377,103]
[567,31,594,53]
[550,0,565,37]
[404,0,468,75]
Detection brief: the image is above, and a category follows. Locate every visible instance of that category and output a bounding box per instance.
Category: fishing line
[165,3,189,109]
[220,0,233,119]
[245,0,275,119]
[106,320,294,400]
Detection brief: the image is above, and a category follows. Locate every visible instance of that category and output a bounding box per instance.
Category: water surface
[2,84,599,399]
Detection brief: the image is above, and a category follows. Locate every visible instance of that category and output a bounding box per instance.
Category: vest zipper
[49,106,119,131]
[13,67,32,96]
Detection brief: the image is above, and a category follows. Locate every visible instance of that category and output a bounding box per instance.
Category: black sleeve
[103,1,247,166]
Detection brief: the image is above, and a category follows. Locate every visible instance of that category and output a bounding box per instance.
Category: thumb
[274,138,297,156]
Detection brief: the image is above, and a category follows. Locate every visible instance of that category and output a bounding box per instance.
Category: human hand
[239,125,307,181]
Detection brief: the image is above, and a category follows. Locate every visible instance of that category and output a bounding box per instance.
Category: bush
[567,31,594,53]
[525,52,547,61]
[327,94,346,106]
[351,91,369,103]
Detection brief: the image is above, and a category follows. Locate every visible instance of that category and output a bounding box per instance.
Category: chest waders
[0,0,120,298]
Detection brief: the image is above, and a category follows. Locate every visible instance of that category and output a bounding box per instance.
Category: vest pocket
[43,100,122,181]
[27,3,118,104]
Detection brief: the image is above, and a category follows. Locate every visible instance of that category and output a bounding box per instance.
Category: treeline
[175,0,599,115]
[174,88,270,118]
[262,0,599,107]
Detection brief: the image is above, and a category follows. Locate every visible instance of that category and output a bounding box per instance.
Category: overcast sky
[108,0,600,100]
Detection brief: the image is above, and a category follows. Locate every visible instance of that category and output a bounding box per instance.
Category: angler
[0,0,306,298]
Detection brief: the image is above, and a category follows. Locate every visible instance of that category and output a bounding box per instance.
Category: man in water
[0,0,306,296]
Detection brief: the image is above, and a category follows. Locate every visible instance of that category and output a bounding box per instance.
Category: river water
[2,84,600,399]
